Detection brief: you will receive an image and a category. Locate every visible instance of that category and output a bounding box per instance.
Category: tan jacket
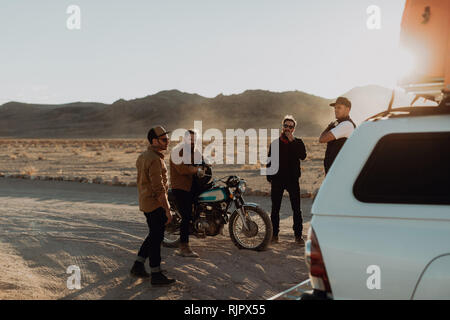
[170,148,202,192]
[136,146,168,213]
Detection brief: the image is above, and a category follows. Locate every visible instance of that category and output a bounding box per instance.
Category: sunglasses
[283,124,295,129]
[158,137,169,143]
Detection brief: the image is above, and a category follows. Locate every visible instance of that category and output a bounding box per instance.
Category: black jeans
[270,178,303,238]
[172,189,194,244]
[137,207,167,269]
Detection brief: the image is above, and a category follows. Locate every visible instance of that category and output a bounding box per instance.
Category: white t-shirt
[330,121,354,140]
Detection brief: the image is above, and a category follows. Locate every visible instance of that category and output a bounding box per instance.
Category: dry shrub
[240,163,261,170]
[21,165,37,176]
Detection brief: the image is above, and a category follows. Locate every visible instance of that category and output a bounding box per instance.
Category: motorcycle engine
[194,204,224,236]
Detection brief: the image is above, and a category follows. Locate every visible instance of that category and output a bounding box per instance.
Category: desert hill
[0,85,418,138]
[0,90,333,138]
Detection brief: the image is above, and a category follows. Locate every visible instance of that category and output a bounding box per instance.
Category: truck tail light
[305,227,332,294]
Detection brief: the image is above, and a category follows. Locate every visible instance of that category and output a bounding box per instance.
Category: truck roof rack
[366,92,450,122]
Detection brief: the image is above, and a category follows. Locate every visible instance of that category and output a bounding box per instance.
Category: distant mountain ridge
[0,89,333,138]
[0,86,416,138]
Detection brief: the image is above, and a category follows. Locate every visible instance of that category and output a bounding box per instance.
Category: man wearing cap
[130,125,176,286]
[319,97,356,174]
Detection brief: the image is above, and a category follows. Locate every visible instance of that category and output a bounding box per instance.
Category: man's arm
[295,138,307,160]
[319,121,338,143]
[319,131,336,143]
[170,159,197,175]
[321,121,354,143]
[266,143,273,182]
[158,193,171,219]
[149,160,172,223]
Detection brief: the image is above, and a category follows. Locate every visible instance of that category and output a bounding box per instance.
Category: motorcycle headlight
[238,181,247,194]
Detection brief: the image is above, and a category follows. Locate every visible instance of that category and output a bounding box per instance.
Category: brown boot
[271,235,279,244]
[295,236,305,247]
[177,243,199,258]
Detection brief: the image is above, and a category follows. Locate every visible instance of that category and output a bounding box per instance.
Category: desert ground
[0,138,325,300]
[0,137,326,195]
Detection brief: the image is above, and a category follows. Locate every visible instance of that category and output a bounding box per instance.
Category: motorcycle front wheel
[229,205,273,251]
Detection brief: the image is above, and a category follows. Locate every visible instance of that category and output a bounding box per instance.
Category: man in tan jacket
[170,129,205,258]
[130,126,176,286]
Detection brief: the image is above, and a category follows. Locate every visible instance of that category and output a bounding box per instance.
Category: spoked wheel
[229,205,272,251]
[162,206,182,248]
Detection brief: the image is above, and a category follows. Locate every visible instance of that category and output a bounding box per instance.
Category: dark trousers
[270,178,303,238]
[172,189,194,244]
[137,207,167,269]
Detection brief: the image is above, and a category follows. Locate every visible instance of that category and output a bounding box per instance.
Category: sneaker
[177,243,200,258]
[151,272,176,286]
[130,261,150,278]
[295,236,305,247]
[271,235,279,244]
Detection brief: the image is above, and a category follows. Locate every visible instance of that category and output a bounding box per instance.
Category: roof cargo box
[398,0,450,99]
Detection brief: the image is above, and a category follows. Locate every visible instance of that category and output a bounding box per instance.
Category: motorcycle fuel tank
[198,187,228,203]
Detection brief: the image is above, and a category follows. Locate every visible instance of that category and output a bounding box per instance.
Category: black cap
[330,97,351,109]
[147,125,170,142]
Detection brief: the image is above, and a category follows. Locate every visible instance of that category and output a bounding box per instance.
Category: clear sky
[0,0,407,105]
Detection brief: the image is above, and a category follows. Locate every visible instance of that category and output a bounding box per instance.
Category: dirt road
[0,178,312,300]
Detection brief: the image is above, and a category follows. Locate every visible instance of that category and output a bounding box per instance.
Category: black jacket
[324,117,356,174]
[267,137,307,182]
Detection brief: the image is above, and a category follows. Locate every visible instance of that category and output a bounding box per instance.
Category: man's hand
[196,167,206,178]
[163,201,172,225]
[158,193,173,225]
[165,208,173,225]
[325,121,338,132]
[319,131,336,143]
[285,131,295,142]
[319,121,338,143]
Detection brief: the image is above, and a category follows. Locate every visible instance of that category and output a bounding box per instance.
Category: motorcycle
[163,166,273,251]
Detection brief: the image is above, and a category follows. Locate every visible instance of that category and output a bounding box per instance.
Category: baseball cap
[330,97,351,109]
[147,125,170,142]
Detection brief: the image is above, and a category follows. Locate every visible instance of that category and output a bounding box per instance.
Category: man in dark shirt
[267,115,307,246]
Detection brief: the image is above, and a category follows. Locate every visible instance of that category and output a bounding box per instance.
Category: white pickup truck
[303,101,450,300]
[300,0,450,300]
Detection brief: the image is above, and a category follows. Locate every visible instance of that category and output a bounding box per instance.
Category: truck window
[353,132,450,205]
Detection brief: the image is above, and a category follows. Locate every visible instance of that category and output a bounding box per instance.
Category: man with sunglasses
[130,125,176,286]
[267,115,307,246]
